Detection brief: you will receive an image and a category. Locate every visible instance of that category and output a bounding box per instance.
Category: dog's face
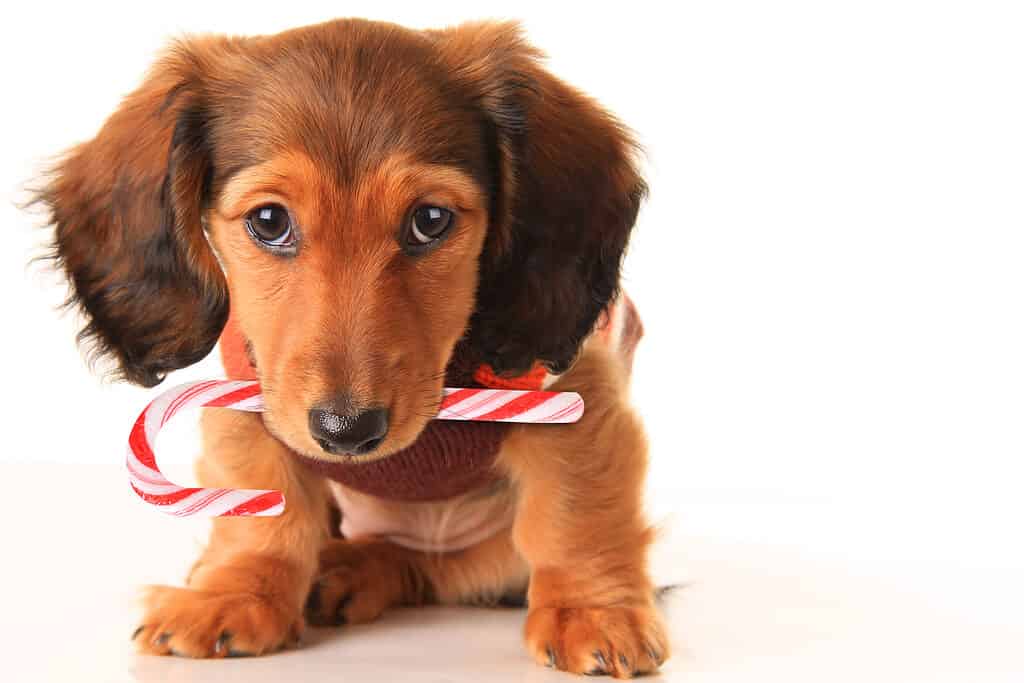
[211,150,489,458]
[39,19,645,462]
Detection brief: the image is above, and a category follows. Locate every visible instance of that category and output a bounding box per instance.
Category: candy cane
[127,380,583,518]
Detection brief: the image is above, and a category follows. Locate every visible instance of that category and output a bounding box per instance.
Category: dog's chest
[328,477,517,553]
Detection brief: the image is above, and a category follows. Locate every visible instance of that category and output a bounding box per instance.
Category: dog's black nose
[308,405,389,456]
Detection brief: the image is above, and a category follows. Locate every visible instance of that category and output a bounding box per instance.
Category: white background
[3,2,1023,680]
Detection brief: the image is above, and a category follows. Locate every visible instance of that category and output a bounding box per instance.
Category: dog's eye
[245,204,295,249]
[406,205,454,249]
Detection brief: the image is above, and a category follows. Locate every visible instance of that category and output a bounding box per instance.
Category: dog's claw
[585,657,608,676]
[131,626,144,641]
[618,653,634,677]
[214,631,231,655]
[546,646,557,668]
[154,632,172,646]
[305,582,322,614]
[332,593,352,626]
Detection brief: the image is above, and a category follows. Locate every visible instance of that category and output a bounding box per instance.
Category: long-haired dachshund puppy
[37,18,666,677]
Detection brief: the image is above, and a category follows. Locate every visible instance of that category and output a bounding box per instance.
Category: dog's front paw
[304,538,422,627]
[524,605,669,678]
[304,563,399,627]
[133,585,303,658]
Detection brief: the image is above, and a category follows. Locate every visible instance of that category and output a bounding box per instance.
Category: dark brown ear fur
[434,22,647,375]
[36,38,230,387]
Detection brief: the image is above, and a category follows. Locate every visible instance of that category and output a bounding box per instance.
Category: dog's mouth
[306,399,441,464]
[255,369,451,467]
[253,338,487,465]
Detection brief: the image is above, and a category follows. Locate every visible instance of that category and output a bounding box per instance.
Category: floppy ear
[434,21,647,375]
[36,38,230,387]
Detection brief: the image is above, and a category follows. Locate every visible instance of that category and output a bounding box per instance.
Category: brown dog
[37,18,667,677]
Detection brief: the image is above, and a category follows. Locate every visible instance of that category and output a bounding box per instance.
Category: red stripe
[175,488,231,516]
[131,484,199,506]
[538,397,584,423]
[161,382,210,426]
[128,412,156,470]
[473,391,558,421]
[443,390,510,418]
[126,458,169,486]
[439,388,483,411]
[172,379,223,419]
[162,380,219,426]
[203,382,262,408]
[221,491,285,517]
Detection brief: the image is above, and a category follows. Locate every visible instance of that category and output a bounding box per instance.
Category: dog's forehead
[212,21,487,189]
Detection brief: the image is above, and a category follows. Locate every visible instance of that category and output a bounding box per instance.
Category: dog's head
[38,19,645,462]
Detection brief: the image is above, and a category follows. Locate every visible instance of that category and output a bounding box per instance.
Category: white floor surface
[2,463,1021,682]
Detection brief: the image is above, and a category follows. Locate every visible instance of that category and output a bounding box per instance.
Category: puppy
[37,18,667,677]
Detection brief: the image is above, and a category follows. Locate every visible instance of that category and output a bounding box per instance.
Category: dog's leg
[501,353,669,678]
[305,528,528,626]
[134,410,329,658]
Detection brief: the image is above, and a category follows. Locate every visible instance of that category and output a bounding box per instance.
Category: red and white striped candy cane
[437,387,584,423]
[127,380,583,518]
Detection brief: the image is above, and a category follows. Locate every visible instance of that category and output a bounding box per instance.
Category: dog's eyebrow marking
[351,153,487,216]
[219,172,294,218]
[218,151,322,219]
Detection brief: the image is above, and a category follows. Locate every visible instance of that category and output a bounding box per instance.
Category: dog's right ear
[431,22,647,376]
[36,38,234,386]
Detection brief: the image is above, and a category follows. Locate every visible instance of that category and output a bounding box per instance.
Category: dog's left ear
[432,21,647,375]
[35,38,235,386]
